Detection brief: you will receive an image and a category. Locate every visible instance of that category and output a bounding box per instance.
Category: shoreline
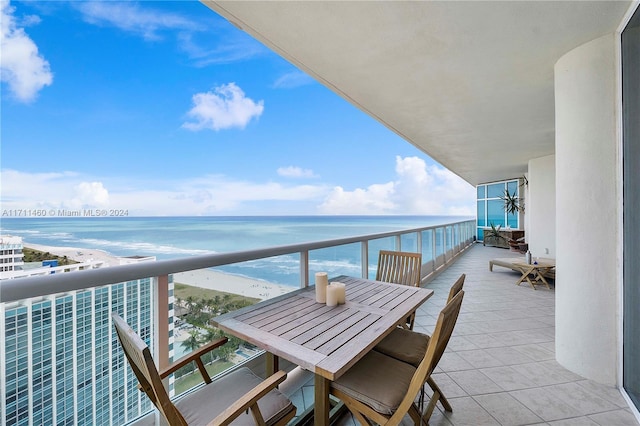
[23,242,295,301]
[24,243,121,265]
[173,269,294,301]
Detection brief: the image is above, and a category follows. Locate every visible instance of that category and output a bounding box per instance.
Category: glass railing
[0,218,475,426]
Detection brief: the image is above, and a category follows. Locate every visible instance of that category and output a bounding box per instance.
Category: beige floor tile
[473,392,544,425]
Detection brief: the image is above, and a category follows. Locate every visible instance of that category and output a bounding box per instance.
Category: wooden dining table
[211,275,434,426]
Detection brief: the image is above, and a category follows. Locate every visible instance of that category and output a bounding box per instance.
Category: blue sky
[1,0,475,217]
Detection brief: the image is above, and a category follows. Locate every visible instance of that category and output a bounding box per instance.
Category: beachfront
[24,243,295,301]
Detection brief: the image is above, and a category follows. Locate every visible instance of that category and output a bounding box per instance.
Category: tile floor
[284,244,639,426]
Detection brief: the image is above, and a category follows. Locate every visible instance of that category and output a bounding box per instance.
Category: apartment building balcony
[134,244,637,426]
[1,218,637,426]
[259,245,637,426]
[194,5,640,423]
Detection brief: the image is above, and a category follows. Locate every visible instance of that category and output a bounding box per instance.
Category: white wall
[555,33,619,385]
[528,155,556,258]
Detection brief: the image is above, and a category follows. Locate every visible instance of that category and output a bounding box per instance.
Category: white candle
[315,272,328,303]
[331,282,346,304]
[326,284,339,307]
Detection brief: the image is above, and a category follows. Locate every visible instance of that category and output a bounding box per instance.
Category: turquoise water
[0,216,471,286]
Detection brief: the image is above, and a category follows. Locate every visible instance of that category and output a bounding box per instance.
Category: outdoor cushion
[374,327,430,367]
[331,350,416,415]
[175,367,295,426]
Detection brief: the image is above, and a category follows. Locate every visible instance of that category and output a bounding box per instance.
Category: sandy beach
[23,243,295,301]
[173,269,294,301]
[24,243,121,266]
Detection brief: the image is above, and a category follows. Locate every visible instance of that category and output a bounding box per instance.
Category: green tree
[185,296,196,310]
[200,328,222,363]
[175,363,195,379]
[215,344,235,362]
[181,330,202,353]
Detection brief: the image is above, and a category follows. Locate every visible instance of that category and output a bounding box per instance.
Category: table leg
[535,269,552,289]
[516,266,536,289]
[266,352,279,377]
[314,375,330,426]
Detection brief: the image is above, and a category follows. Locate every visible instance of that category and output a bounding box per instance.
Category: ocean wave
[225,255,361,277]
[17,233,215,258]
[74,238,215,256]
[1,229,45,235]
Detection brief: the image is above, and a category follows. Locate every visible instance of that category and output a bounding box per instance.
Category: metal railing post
[157,275,170,371]
[300,250,309,288]
[432,229,437,273]
[361,242,369,279]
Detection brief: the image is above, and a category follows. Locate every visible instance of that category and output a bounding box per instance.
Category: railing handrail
[0,218,474,303]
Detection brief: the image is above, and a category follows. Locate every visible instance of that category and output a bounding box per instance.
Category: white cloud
[178,31,266,67]
[277,166,317,179]
[20,14,41,27]
[75,2,265,67]
[273,71,315,89]
[75,2,199,41]
[182,83,264,131]
[319,183,396,214]
[69,182,110,209]
[319,156,475,215]
[0,169,328,216]
[0,158,475,216]
[0,0,53,102]
[0,170,110,210]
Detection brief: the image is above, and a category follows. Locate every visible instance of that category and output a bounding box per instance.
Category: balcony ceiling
[203,1,631,185]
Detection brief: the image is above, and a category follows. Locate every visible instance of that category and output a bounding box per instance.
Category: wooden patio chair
[374,273,465,415]
[376,250,423,329]
[329,290,464,425]
[111,313,296,426]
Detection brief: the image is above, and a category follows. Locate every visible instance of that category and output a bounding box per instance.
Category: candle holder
[326,284,339,307]
[333,282,346,304]
[315,272,328,303]
[326,282,346,307]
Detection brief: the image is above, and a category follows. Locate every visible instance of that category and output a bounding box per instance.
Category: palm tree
[180,330,202,353]
[200,328,222,363]
[201,327,220,343]
[185,296,196,311]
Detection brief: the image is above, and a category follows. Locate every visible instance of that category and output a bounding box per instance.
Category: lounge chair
[489,257,556,280]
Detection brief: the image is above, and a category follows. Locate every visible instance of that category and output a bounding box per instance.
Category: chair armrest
[159,337,228,380]
[206,370,288,426]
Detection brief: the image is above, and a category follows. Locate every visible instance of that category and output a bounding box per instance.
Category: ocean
[0,216,472,287]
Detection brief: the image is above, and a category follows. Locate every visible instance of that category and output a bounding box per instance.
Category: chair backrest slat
[112,313,187,425]
[390,290,464,423]
[447,273,465,302]
[376,250,422,287]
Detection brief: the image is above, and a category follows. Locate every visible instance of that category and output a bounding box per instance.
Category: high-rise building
[0,236,24,279]
[0,254,168,426]
[0,236,105,280]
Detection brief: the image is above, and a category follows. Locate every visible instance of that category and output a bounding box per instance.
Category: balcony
[1,219,637,425]
[272,246,637,426]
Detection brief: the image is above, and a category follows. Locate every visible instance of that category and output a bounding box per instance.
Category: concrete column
[528,155,556,258]
[554,33,619,385]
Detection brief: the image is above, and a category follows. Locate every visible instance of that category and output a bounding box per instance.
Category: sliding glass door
[622,5,640,412]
